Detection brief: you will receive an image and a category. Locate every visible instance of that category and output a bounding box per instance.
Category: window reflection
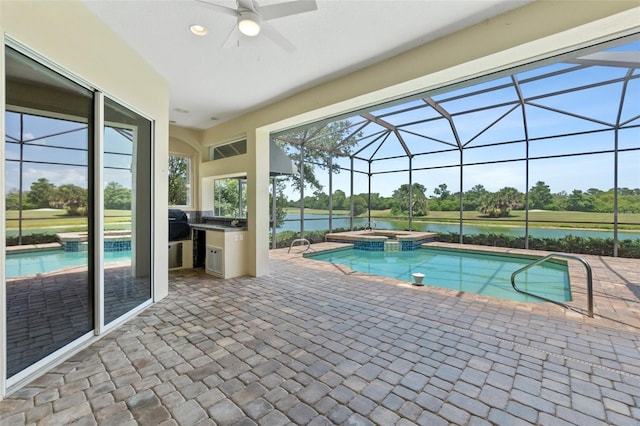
[4,47,93,377]
[103,98,152,324]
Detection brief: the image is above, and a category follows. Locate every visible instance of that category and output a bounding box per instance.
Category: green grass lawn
[285,207,640,231]
[9,207,639,234]
[5,209,131,232]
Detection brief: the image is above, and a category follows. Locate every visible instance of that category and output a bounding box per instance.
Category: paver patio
[1,243,639,425]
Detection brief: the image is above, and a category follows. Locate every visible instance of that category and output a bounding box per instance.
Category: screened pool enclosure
[270,37,640,257]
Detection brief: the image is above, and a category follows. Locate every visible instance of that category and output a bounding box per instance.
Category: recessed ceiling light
[174,107,189,114]
[190,24,207,36]
[210,117,219,121]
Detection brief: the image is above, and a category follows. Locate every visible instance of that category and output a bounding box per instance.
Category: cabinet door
[206,246,223,276]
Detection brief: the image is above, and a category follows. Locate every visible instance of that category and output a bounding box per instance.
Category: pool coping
[325,229,438,241]
[275,241,640,331]
[5,259,133,282]
[325,229,437,251]
[304,241,569,269]
[5,243,62,254]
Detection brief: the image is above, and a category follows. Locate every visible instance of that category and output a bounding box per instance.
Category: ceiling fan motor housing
[238,9,261,36]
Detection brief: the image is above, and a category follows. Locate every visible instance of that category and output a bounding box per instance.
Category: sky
[4,115,134,193]
[277,40,640,200]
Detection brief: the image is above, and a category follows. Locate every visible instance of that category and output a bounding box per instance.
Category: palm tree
[478,187,523,218]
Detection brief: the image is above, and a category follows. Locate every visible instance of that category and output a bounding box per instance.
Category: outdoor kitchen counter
[190,223,248,232]
[190,225,248,279]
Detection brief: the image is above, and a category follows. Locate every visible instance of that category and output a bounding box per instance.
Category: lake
[277,213,640,240]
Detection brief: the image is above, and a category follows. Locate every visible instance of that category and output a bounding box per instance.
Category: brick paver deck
[1,244,639,425]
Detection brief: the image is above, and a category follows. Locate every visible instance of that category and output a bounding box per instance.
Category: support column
[328,157,333,232]
[249,128,270,276]
[271,177,277,249]
[350,157,354,230]
[409,156,413,231]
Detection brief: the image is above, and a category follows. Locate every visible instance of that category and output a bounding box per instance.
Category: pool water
[306,247,571,302]
[5,250,132,278]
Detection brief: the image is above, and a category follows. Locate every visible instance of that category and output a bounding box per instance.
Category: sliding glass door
[4,46,153,380]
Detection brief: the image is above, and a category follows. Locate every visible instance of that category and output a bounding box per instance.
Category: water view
[278,213,640,240]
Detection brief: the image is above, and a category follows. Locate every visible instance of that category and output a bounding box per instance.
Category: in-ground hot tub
[57,230,131,252]
[325,229,437,251]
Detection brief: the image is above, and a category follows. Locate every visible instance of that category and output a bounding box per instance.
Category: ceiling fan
[198,0,318,52]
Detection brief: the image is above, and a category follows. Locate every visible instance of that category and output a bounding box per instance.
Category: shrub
[273,229,640,258]
[6,233,58,246]
[272,227,361,249]
[437,232,640,258]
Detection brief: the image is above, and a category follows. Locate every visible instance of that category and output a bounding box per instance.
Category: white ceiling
[83,0,531,130]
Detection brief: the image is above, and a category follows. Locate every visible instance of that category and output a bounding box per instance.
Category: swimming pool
[306,247,571,302]
[5,250,132,278]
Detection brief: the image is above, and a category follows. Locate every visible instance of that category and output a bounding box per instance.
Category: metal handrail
[288,238,311,253]
[511,253,593,318]
[364,221,377,230]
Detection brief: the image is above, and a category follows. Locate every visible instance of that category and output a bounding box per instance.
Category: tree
[5,190,21,210]
[367,192,391,210]
[26,178,55,208]
[270,179,288,228]
[168,155,189,205]
[277,121,361,194]
[314,191,327,210]
[332,189,347,210]
[391,183,428,216]
[463,184,489,211]
[351,194,368,216]
[564,189,596,211]
[497,187,524,210]
[586,188,603,196]
[51,184,88,216]
[433,183,451,200]
[529,181,552,210]
[478,187,523,218]
[104,182,131,210]
[550,190,568,211]
[214,178,241,217]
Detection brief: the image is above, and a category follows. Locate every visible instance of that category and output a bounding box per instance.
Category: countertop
[190,223,247,232]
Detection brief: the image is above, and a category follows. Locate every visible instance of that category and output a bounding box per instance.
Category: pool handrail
[510,253,593,318]
[288,238,311,253]
[363,221,377,230]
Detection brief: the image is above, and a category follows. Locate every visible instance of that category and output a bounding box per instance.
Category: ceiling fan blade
[261,22,296,53]
[259,0,317,21]
[196,0,238,17]
[222,26,242,48]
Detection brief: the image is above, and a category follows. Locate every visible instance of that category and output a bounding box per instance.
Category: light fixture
[190,24,207,36]
[238,10,261,36]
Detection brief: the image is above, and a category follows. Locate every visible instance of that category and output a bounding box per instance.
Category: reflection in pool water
[5,249,132,278]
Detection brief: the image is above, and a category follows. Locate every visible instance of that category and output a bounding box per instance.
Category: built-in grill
[169,209,191,241]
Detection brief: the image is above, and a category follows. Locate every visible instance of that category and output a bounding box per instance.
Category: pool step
[384,240,401,252]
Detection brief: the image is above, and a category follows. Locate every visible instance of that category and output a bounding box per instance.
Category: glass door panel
[4,47,94,377]
[103,98,152,324]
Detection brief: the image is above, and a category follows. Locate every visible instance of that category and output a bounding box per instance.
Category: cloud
[22,166,88,189]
